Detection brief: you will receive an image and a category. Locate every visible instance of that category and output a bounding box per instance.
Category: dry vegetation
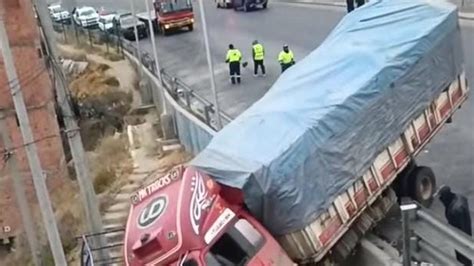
[90,135,133,195]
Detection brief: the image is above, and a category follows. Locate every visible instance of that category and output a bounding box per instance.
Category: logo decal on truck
[131,167,182,205]
[190,173,212,235]
[138,196,168,228]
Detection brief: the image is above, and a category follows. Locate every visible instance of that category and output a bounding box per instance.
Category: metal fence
[400,202,474,265]
[79,228,125,266]
[55,22,232,132]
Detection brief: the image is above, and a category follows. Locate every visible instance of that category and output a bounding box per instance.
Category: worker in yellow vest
[252,40,266,77]
[278,44,295,73]
[225,44,242,84]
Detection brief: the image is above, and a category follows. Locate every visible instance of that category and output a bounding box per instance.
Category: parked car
[72,6,99,28]
[98,10,117,32]
[114,13,148,40]
[48,4,71,23]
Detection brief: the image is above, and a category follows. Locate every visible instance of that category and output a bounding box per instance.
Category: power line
[0,64,46,92]
[1,134,59,153]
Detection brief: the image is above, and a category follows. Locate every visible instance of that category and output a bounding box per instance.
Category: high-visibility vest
[278,50,294,64]
[253,43,264,60]
[226,49,242,63]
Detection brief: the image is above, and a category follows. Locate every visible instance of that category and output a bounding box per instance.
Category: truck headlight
[164,24,170,29]
[190,18,194,23]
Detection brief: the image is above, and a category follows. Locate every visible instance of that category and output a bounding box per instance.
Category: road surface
[73,0,474,245]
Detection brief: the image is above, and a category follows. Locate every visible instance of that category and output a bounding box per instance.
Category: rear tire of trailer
[188,25,194,31]
[409,166,436,207]
[263,2,267,8]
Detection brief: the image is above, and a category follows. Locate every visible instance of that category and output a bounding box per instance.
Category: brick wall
[0,0,67,240]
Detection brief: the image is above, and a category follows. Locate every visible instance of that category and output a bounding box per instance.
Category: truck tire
[188,24,194,31]
[263,2,267,8]
[409,166,436,207]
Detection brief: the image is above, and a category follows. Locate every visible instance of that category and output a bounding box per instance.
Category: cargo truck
[123,0,468,265]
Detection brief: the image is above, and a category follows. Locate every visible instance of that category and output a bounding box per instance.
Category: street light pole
[145,0,168,114]
[197,0,222,129]
[32,1,107,262]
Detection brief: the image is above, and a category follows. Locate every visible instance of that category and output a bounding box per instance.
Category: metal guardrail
[401,202,474,265]
[55,21,232,131]
[79,227,126,266]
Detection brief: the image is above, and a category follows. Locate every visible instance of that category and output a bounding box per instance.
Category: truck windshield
[205,219,264,266]
[160,0,192,14]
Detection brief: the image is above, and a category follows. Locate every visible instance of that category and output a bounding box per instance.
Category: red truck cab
[153,0,194,35]
[124,166,293,266]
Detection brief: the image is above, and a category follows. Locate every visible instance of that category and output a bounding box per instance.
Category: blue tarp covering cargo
[191,0,463,235]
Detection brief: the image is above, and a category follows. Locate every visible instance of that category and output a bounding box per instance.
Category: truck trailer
[123,0,468,265]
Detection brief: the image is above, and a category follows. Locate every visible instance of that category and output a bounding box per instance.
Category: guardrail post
[204,105,212,126]
[184,89,191,108]
[171,77,178,95]
[88,29,93,49]
[401,202,417,266]
[62,23,68,43]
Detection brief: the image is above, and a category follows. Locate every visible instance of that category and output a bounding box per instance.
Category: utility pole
[32,0,106,254]
[197,0,222,129]
[0,113,41,266]
[144,0,167,114]
[0,20,67,265]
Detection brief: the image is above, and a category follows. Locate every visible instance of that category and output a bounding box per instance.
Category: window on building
[205,219,264,266]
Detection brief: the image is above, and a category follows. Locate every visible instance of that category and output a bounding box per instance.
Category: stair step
[108,202,130,213]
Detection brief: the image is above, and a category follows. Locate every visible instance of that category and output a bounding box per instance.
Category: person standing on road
[226,44,242,84]
[346,0,365,13]
[278,44,295,73]
[436,185,472,266]
[252,40,266,77]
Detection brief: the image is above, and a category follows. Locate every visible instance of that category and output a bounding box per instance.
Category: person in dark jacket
[437,185,472,265]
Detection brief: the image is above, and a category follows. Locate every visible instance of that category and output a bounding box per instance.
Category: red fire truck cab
[124,166,294,265]
[152,0,194,35]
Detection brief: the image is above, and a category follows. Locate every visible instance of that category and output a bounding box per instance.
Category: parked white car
[48,4,71,23]
[72,6,99,28]
[98,10,117,32]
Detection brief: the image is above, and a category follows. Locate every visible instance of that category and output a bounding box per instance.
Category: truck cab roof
[124,166,234,265]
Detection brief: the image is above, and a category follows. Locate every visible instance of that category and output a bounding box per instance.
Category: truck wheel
[263,2,267,8]
[243,2,249,12]
[188,25,194,31]
[409,166,436,207]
